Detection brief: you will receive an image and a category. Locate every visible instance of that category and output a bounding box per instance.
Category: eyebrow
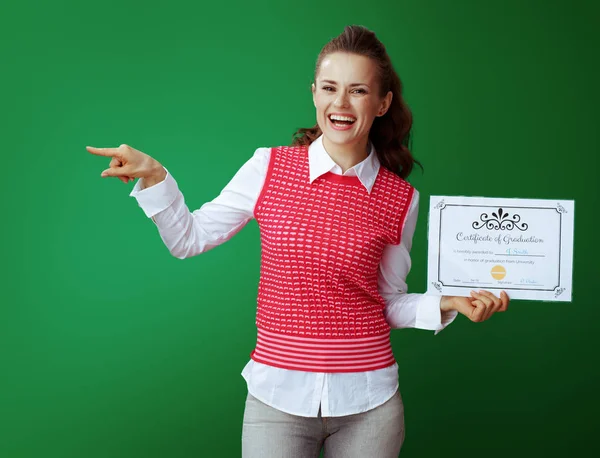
[320,79,370,88]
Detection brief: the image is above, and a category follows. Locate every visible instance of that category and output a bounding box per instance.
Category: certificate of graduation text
[427,196,574,302]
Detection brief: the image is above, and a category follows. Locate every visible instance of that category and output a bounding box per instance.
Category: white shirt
[129,135,458,417]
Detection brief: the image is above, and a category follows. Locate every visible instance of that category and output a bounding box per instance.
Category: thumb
[452,296,484,322]
[100,165,132,178]
[465,298,486,322]
[450,297,473,317]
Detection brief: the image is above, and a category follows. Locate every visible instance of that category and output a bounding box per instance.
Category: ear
[311,83,316,107]
[377,90,393,117]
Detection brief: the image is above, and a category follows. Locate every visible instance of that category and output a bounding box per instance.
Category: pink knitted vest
[251,145,415,373]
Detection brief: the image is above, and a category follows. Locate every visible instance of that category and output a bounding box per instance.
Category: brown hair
[291,25,421,180]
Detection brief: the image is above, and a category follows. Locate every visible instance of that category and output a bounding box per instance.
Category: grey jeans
[241,389,405,458]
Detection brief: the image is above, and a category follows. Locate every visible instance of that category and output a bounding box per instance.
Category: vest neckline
[320,171,362,186]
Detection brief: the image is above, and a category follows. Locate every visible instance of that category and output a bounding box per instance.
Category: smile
[328,113,356,131]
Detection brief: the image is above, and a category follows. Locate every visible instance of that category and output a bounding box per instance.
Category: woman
[88,25,508,458]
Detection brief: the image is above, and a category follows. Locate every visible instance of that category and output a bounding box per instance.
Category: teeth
[329,115,356,122]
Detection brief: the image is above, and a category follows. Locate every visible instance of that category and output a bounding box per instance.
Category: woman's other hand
[86,143,166,186]
[440,290,509,323]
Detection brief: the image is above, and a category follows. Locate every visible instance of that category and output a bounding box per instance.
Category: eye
[353,88,367,94]
[322,86,334,92]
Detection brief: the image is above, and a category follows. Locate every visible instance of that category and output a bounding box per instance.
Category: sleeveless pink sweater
[251,145,415,373]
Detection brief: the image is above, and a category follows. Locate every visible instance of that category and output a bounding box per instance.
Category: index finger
[86,146,120,157]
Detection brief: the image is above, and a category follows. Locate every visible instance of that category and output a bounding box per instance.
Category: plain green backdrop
[2,0,599,456]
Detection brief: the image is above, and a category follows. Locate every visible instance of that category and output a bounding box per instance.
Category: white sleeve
[128,147,271,259]
[379,189,458,334]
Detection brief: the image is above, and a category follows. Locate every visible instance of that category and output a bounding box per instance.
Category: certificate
[427,196,574,301]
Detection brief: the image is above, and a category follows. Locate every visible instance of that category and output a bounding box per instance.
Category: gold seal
[491,265,506,280]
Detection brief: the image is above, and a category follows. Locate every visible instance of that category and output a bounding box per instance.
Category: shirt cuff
[415,294,459,335]
[437,308,459,335]
[129,167,178,218]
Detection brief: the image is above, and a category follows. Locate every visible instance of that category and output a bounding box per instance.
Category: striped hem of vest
[249,328,397,373]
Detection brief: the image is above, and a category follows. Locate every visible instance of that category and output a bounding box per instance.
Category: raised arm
[88,143,270,259]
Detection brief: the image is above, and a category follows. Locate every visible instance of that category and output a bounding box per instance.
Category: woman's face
[312,52,392,152]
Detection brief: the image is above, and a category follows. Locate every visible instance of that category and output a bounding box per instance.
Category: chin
[323,128,360,144]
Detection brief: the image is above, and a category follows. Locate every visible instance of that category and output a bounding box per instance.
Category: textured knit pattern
[251,145,415,372]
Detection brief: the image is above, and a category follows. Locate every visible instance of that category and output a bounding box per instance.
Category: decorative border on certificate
[427,196,574,302]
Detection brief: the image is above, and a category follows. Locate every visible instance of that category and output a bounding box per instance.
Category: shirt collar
[308,135,380,193]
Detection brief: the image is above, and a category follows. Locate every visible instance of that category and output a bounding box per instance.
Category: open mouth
[328,114,356,129]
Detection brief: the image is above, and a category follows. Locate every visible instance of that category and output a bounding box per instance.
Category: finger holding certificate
[428,196,575,302]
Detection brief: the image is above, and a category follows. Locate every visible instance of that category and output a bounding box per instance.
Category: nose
[333,91,349,108]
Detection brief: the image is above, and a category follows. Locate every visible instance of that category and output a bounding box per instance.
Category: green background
[2,0,598,456]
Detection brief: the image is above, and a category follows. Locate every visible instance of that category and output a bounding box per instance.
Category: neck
[322,136,370,174]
